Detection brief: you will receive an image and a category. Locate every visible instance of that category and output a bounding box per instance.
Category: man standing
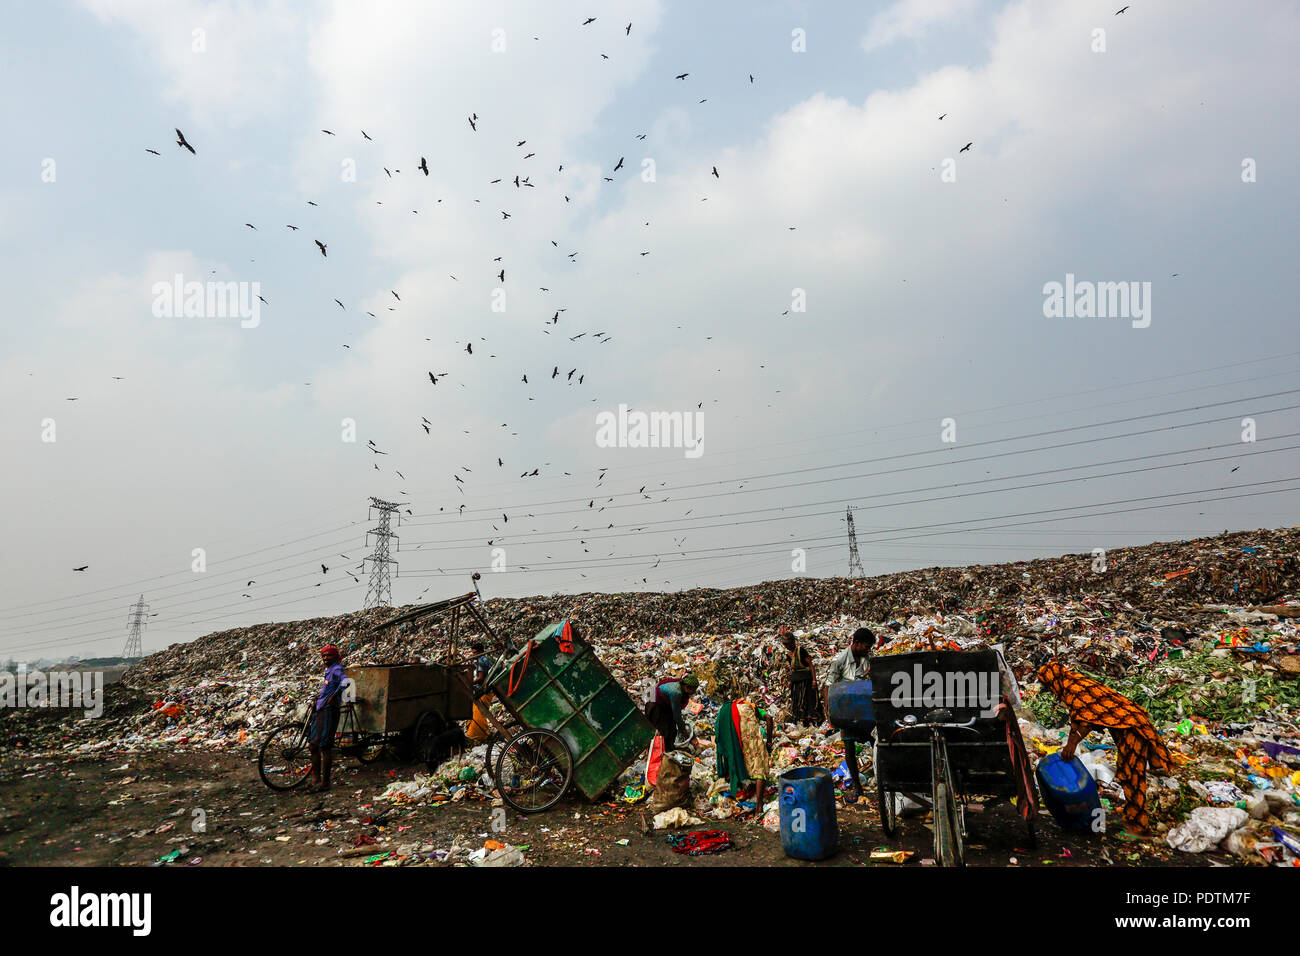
[824,628,876,799]
[645,673,699,751]
[308,644,345,792]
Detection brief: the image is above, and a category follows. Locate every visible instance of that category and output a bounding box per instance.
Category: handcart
[871,649,1038,866]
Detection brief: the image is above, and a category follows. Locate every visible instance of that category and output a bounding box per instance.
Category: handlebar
[890,711,979,740]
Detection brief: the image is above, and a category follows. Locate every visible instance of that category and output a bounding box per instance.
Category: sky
[1,0,1297,662]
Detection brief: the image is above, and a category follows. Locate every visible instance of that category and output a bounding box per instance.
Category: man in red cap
[308,644,345,791]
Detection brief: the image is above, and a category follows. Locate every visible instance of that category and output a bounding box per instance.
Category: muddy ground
[0,747,1222,868]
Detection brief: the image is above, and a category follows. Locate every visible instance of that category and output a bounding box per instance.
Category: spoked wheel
[258,722,312,791]
[483,718,521,775]
[494,729,573,814]
[934,781,964,867]
[352,734,387,763]
[930,740,965,867]
[877,782,899,837]
[874,743,897,837]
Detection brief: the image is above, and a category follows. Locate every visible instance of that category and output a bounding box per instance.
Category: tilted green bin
[489,620,654,801]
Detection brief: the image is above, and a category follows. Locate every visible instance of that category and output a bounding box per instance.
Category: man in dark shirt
[308,644,345,792]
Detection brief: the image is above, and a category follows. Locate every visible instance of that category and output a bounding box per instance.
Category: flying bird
[582,17,596,25]
[467,115,477,131]
[362,130,372,140]
[614,156,624,171]
[286,224,299,230]
[321,564,329,573]
[626,22,631,34]
[1115,5,1129,13]
[675,73,688,80]
[145,148,160,155]
[711,166,719,178]
[419,157,429,175]
[960,142,973,152]
[315,240,327,256]
[175,128,195,153]
[73,566,88,572]
[938,113,947,120]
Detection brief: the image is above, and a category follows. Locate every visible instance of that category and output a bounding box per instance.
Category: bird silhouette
[675,73,688,80]
[960,142,973,152]
[711,166,719,178]
[73,565,88,572]
[419,157,429,175]
[175,128,195,153]
[315,240,327,257]
[145,148,160,155]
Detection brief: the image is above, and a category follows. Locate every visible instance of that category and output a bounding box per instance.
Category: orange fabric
[1038,661,1174,829]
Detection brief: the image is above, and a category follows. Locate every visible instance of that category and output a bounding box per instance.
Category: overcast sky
[2,0,1297,661]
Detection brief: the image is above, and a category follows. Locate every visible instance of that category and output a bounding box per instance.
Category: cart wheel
[483,718,521,775]
[494,729,573,814]
[353,734,387,763]
[876,780,898,837]
[412,711,447,772]
[934,781,965,867]
[258,722,312,791]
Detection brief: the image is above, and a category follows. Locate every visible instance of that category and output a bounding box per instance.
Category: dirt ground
[0,747,1223,868]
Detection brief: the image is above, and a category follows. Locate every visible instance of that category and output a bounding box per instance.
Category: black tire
[877,781,898,837]
[494,729,573,814]
[353,735,387,763]
[934,781,960,866]
[412,711,447,772]
[483,718,521,774]
[258,722,312,791]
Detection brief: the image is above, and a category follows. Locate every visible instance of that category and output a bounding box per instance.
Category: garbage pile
[3,526,1297,864]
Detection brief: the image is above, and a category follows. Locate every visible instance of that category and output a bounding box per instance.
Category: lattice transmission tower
[845,507,866,578]
[363,498,403,609]
[122,595,148,659]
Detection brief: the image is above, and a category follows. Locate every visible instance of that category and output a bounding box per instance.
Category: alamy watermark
[888,664,999,718]
[1,665,103,718]
[1042,273,1151,328]
[151,274,261,328]
[595,404,704,459]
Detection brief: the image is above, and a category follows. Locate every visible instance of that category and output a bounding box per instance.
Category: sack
[649,752,692,812]
[646,734,665,787]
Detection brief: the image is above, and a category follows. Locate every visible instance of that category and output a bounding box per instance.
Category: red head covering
[320,644,340,661]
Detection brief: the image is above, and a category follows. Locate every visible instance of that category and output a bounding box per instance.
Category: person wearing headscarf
[645,673,699,751]
[775,630,823,724]
[1036,660,1175,835]
[308,644,345,792]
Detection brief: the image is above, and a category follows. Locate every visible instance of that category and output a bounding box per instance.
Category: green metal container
[490,621,654,801]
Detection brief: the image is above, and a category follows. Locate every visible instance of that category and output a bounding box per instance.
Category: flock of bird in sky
[67,9,1149,586]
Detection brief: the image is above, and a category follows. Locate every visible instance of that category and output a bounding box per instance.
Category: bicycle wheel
[258,722,312,791]
[874,742,898,836]
[483,718,521,774]
[494,729,573,814]
[934,781,963,866]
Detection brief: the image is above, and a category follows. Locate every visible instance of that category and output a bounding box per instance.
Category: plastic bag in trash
[1166,807,1249,853]
[653,807,705,829]
[1076,750,1116,786]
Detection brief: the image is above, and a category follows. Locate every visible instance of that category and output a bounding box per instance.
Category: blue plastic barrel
[779,767,839,860]
[827,680,874,735]
[1035,753,1103,833]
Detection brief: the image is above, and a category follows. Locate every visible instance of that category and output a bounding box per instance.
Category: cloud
[861,0,979,52]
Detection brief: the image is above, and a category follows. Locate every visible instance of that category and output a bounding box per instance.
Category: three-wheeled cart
[478,620,655,814]
[257,661,473,790]
[870,649,1038,866]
